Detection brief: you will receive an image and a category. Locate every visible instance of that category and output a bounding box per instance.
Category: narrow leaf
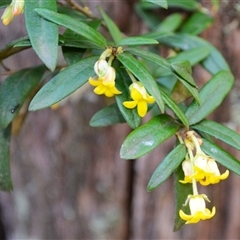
[147,144,186,191]
[118,37,158,46]
[156,33,230,74]
[192,119,240,151]
[0,36,31,60]
[0,124,13,191]
[25,0,58,71]
[120,114,180,159]
[34,8,106,49]
[0,0,11,8]
[160,90,189,127]
[143,0,168,9]
[0,66,46,128]
[29,56,99,111]
[168,47,210,66]
[90,103,125,127]
[171,60,197,87]
[173,165,192,231]
[98,7,122,45]
[115,68,141,129]
[117,52,165,112]
[185,71,234,125]
[201,139,240,176]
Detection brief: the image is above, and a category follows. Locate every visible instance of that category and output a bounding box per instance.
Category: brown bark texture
[0,1,240,239]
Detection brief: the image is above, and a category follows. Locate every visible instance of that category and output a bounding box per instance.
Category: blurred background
[0,0,240,239]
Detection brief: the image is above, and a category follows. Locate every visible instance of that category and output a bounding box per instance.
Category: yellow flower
[1,0,24,25]
[179,194,216,224]
[88,66,121,97]
[193,154,229,186]
[123,82,155,117]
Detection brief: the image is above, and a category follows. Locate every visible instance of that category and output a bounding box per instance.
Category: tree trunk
[0,1,240,239]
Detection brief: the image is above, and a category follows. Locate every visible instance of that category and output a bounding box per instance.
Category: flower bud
[94,59,109,77]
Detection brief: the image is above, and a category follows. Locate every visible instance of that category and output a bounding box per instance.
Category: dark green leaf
[142,0,168,8]
[0,0,11,8]
[147,144,186,191]
[115,68,141,129]
[0,66,46,128]
[90,103,126,127]
[62,47,85,65]
[98,7,122,45]
[0,36,31,60]
[0,124,13,191]
[118,37,158,46]
[192,119,240,151]
[167,0,199,10]
[120,114,180,159]
[29,56,99,111]
[180,12,214,35]
[160,90,189,127]
[173,165,192,231]
[117,52,165,112]
[25,0,58,71]
[171,60,197,87]
[185,71,234,125]
[34,8,106,49]
[201,139,240,176]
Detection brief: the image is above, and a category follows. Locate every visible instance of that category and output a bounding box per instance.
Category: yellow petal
[94,85,106,95]
[137,100,148,117]
[220,170,229,180]
[146,96,155,104]
[131,88,143,101]
[179,210,192,221]
[104,89,114,97]
[110,86,122,95]
[89,77,101,87]
[123,101,137,109]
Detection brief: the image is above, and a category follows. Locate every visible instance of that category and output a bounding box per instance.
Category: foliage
[0,0,239,231]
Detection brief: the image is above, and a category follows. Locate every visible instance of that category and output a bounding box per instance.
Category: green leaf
[34,8,106,49]
[180,12,214,35]
[147,144,186,191]
[201,139,240,176]
[142,0,168,8]
[185,71,234,125]
[120,114,180,159]
[0,66,46,128]
[25,0,58,71]
[90,103,126,127]
[115,68,141,129]
[167,0,199,10]
[29,56,99,111]
[173,165,192,231]
[160,90,189,127]
[0,0,11,8]
[98,7,122,45]
[118,37,158,46]
[154,13,183,34]
[170,60,197,87]
[62,47,85,65]
[126,48,200,104]
[117,52,165,112]
[156,33,230,74]
[0,36,31,60]
[168,47,210,66]
[0,125,13,191]
[192,119,240,151]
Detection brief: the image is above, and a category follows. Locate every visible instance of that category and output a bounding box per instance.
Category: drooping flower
[89,65,121,97]
[1,0,24,25]
[179,194,216,224]
[193,153,229,186]
[123,82,155,117]
[180,131,229,186]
